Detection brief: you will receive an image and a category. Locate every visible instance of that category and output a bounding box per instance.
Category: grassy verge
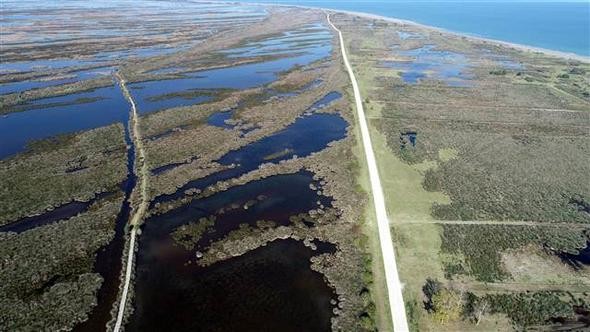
[351,100,394,331]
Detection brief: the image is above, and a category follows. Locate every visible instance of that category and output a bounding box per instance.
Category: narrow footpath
[326,13,410,332]
[113,72,150,332]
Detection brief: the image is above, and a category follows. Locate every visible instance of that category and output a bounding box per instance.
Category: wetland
[129,173,337,331]
[3,1,589,331]
[1,2,375,331]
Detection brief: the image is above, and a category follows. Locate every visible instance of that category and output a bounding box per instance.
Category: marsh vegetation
[3,1,588,331]
[1,3,380,331]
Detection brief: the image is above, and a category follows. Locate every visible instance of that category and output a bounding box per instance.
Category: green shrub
[440,224,589,281]
[484,292,574,327]
[489,69,507,75]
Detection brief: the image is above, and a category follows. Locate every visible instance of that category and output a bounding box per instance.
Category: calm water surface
[0,86,128,159]
[0,67,114,95]
[0,23,333,160]
[153,110,348,205]
[238,1,590,56]
[129,24,332,114]
[129,172,336,331]
[0,194,110,234]
[384,45,472,86]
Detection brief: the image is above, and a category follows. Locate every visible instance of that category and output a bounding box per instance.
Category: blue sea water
[238,1,590,56]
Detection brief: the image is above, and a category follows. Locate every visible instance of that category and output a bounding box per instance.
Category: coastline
[222,0,590,63]
[332,8,590,63]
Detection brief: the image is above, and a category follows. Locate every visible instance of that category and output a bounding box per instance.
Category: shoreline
[221,0,590,63]
[332,8,590,63]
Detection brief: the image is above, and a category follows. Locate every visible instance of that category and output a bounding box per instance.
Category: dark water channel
[0,192,112,234]
[205,82,334,131]
[151,171,331,251]
[151,156,199,176]
[73,90,137,332]
[128,172,336,331]
[559,241,590,269]
[153,111,347,206]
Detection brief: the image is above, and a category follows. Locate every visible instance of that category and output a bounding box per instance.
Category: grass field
[334,11,590,331]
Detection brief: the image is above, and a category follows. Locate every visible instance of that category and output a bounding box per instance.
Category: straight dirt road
[326,13,410,332]
[113,72,150,332]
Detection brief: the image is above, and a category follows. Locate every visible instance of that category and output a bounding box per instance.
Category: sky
[236,0,590,2]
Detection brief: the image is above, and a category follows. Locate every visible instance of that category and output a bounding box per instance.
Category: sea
[236,1,590,56]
